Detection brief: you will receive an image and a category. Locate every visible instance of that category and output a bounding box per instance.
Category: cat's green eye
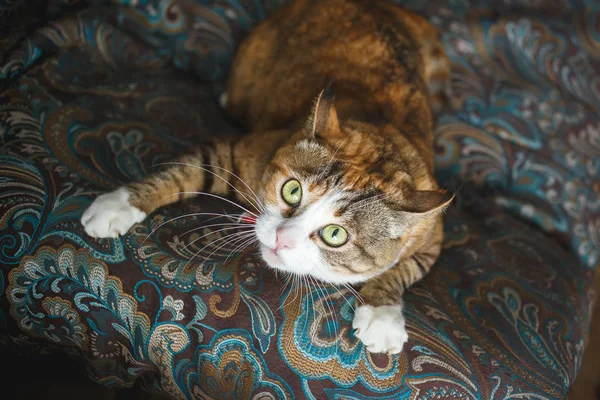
[320,224,348,247]
[281,179,302,206]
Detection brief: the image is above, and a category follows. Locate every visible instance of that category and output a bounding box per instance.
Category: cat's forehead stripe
[335,192,377,216]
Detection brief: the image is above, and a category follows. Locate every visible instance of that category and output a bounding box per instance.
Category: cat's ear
[403,189,454,215]
[389,189,454,238]
[309,84,340,138]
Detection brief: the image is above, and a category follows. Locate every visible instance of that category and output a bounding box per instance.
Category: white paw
[219,92,228,109]
[352,304,408,354]
[81,187,146,239]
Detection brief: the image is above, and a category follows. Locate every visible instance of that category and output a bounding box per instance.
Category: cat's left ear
[389,189,454,238]
[403,189,455,215]
[309,85,340,138]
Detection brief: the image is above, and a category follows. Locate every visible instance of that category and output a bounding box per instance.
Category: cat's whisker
[223,237,257,264]
[280,273,299,311]
[342,283,365,307]
[301,276,310,341]
[202,163,266,213]
[307,275,321,345]
[303,275,316,347]
[309,276,328,343]
[183,225,254,251]
[314,282,326,353]
[277,272,297,312]
[189,230,255,260]
[279,272,293,296]
[278,280,290,311]
[152,162,263,212]
[304,277,317,354]
[192,231,257,272]
[291,273,302,310]
[343,283,364,305]
[332,284,356,314]
[202,212,246,225]
[163,191,260,218]
[153,162,266,214]
[313,278,340,347]
[222,235,258,265]
[322,283,345,357]
[211,229,256,254]
[182,230,256,271]
[180,222,250,239]
[143,212,244,243]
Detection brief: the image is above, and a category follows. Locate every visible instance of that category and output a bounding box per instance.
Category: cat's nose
[275,227,296,250]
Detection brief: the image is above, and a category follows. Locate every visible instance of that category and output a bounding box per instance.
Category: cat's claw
[81,187,146,239]
[352,304,408,354]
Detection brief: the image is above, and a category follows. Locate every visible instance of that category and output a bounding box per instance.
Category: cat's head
[254,88,452,284]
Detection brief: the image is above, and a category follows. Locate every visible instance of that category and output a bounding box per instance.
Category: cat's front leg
[352,251,438,354]
[81,139,237,239]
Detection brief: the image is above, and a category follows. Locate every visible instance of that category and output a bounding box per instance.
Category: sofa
[0,0,598,398]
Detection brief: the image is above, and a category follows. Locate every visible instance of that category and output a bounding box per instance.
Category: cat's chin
[258,243,310,277]
[259,245,283,269]
[259,244,295,273]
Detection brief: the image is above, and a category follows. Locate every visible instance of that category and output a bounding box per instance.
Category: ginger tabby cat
[81,0,453,354]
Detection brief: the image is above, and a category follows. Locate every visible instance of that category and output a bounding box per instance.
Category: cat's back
[226,0,441,131]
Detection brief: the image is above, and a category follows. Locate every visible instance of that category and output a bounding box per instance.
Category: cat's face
[255,139,405,284]
[253,89,451,285]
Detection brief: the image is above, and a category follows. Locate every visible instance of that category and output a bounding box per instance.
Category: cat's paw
[81,187,146,238]
[352,304,408,354]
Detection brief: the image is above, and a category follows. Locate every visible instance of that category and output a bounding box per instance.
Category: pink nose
[275,227,296,251]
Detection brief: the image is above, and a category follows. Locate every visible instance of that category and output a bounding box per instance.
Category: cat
[81,0,453,354]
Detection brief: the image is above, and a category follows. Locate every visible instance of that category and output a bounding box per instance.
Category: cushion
[0,0,598,398]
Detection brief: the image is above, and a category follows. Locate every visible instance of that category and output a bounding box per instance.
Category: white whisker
[342,283,365,307]
[207,230,256,257]
[163,191,259,218]
[183,225,254,251]
[303,274,314,347]
[188,231,257,273]
[307,276,325,351]
[182,230,255,271]
[180,222,249,238]
[279,272,293,295]
[222,235,258,265]
[281,273,300,311]
[312,278,340,349]
[143,212,244,243]
[153,162,266,213]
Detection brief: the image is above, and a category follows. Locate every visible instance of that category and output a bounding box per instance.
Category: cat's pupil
[332,228,339,237]
[291,187,298,194]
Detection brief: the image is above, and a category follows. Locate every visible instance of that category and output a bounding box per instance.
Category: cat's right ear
[308,85,340,138]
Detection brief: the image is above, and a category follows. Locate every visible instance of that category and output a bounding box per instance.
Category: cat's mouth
[258,242,307,276]
[259,243,285,269]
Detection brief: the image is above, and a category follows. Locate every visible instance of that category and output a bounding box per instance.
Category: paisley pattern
[0,0,598,398]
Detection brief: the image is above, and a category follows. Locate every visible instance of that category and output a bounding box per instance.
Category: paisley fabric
[0,0,598,399]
